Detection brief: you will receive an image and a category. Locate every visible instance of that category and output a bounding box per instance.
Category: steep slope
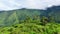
[0,11,16,26]
[0,6,60,26]
[4,11,19,26]
[46,6,60,22]
[0,9,43,26]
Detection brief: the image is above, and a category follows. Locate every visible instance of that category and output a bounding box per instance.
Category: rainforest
[0,6,60,34]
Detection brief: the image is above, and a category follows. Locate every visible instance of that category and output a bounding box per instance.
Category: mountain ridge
[0,6,60,26]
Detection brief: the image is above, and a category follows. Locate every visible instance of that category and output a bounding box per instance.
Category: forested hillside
[0,6,60,34]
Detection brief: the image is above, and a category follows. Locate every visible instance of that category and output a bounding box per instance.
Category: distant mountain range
[0,6,60,26]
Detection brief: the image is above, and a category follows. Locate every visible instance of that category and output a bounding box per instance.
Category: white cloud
[24,0,60,9]
[0,0,22,10]
[0,0,60,10]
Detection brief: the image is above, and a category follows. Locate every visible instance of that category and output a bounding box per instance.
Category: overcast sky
[0,0,60,10]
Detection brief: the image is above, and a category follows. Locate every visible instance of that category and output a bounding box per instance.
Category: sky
[0,0,60,10]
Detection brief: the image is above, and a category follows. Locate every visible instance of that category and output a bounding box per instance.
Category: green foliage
[0,22,60,34]
[0,15,60,34]
[0,9,60,34]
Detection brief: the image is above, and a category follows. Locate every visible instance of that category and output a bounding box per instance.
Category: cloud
[24,0,60,9]
[0,0,60,10]
[0,0,22,10]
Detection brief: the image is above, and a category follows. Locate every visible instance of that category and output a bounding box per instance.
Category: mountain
[0,9,42,26]
[0,6,60,26]
[46,6,60,22]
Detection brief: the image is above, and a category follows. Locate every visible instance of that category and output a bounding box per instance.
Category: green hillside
[0,8,60,26]
[0,7,60,34]
[0,9,43,26]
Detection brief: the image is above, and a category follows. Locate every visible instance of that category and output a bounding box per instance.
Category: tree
[32,15,41,24]
[41,16,48,25]
[48,16,55,23]
[24,16,32,23]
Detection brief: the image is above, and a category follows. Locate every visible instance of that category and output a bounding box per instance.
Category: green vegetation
[0,15,60,34]
[0,8,60,34]
[0,22,60,34]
